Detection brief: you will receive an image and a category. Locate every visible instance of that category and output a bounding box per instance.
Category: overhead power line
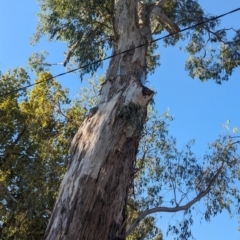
[1,7,240,98]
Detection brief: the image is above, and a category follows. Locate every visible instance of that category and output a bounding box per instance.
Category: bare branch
[133,145,148,175]
[151,4,180,39]
[57,101,69,120]
[63,35,112,67]
[126,163,224,237]
[229,136,240,139]
[14,125,26,145]
[152,22,161,34]
[63,41,79,67]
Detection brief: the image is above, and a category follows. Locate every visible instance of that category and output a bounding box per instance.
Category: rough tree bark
[44,1,154,239]
[37,0,240,238]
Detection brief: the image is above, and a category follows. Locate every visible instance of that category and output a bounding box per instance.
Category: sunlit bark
[44,1,154,239]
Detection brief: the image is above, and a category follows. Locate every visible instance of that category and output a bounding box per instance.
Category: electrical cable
[1,7,240,98]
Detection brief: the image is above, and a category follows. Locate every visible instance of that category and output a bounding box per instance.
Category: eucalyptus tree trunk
[44,1,153,239]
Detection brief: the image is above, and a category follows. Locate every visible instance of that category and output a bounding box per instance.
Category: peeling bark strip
[45,1,156,239]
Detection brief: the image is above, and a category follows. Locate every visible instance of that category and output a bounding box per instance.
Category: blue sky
[1,1,240,239]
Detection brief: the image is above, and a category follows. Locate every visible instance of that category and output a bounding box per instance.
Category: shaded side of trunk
[45,1,153,239]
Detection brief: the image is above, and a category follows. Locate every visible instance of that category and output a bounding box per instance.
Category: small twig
[7,191,18,203]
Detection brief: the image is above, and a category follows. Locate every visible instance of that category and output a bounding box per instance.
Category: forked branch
[126,163,224,236]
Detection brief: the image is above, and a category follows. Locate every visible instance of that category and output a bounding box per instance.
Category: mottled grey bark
[44,1,154,239]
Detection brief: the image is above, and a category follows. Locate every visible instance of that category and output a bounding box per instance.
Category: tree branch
[6,191,18,203]
[150,4,180,39]
[63,42,79,67]
[126,163,224,237]
[14,125,26,145]
[63,35,112,67]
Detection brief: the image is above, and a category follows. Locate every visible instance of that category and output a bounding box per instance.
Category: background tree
[0,68,85,239]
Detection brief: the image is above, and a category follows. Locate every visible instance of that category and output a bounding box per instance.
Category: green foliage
[128,107,240,239]
[146,42,160,75]
[28,51,50,73]
[0,69,86,239]
[33,0,114,77]
[177,1,240,83]
[34,0,240,82]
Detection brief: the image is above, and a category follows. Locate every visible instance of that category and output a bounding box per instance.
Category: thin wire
[1,7,240,98]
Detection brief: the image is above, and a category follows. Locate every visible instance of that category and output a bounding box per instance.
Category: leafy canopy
[33,0,240,82]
